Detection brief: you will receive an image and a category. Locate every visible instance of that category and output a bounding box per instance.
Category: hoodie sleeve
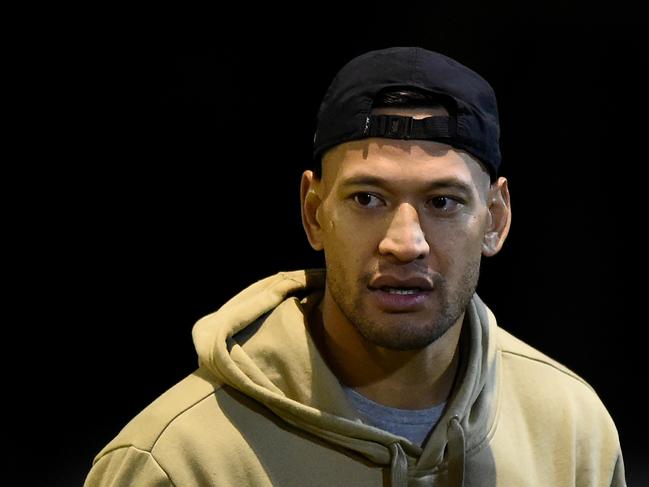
[610,454,627,487]
[84,446,173,487]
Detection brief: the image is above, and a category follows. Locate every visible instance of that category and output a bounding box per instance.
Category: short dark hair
[312,89,446,179]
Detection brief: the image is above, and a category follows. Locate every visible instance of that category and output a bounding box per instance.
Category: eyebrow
[339,175,475,195]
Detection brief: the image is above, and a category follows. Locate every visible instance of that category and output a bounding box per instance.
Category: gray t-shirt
[343,386,446,446]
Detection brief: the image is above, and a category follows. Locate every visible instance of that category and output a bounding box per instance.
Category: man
[85,47,625,486]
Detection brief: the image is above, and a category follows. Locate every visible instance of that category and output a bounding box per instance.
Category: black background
[14,6,648,486]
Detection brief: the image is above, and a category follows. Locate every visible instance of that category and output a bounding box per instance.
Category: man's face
[302,125,508,351]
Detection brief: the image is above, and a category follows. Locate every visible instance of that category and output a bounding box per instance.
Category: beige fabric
[85,269,625,486]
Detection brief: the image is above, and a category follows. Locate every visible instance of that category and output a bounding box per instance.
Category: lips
[368,275,434,292]
[368,275,433,311]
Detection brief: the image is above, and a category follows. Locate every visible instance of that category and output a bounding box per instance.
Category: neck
[311,293,463,410]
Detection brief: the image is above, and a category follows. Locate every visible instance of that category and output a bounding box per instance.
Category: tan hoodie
[85,269,625,486]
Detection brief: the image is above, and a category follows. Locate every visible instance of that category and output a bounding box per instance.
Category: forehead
[322,139,489,192]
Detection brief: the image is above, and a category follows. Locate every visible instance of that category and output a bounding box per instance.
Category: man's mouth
[368,274,434,292]
[380,286,426,295]
[368,284,433,312]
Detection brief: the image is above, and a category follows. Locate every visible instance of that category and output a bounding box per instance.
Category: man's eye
[429,196,462,212]
[353,193,383,208]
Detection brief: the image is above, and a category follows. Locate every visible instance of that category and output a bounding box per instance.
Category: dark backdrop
[19,8,647,486]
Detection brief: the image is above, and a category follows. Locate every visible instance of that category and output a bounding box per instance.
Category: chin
[356,316,452,351]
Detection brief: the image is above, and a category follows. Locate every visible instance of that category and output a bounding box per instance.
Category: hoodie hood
[192,269,500,486]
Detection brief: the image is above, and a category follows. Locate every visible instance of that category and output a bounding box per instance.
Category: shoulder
[94,367,225,460]
[87,368,280,485]
[496,327,591,388]
[494,327,619,441]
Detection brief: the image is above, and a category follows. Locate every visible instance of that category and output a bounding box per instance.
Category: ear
[300,170,325,251]
[482,177,512,257]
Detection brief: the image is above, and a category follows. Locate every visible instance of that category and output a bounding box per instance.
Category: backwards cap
[313,47,501,179]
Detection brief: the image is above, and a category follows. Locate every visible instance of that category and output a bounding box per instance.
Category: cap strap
[366,114,456,140]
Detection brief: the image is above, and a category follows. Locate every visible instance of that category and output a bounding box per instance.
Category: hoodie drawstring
[389,442,408,487]
[389,417,465,487]
[447,416,466,486]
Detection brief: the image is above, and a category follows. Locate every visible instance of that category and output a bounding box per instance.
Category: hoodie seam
[278,269,325,286]
[277,273,307,285]
[499,349,593,390]
[151,388,223,450]
[95,445,177,486]
[97,387,222,460]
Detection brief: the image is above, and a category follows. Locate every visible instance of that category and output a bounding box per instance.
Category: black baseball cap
[313,47,501,180]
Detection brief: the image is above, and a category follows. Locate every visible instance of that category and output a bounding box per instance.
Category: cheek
[426,221,485,267]
[323,207,375,250]
[322,221,377,276]
[325,228,371,264]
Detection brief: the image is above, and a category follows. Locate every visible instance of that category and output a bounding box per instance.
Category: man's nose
[378,203,430,262]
